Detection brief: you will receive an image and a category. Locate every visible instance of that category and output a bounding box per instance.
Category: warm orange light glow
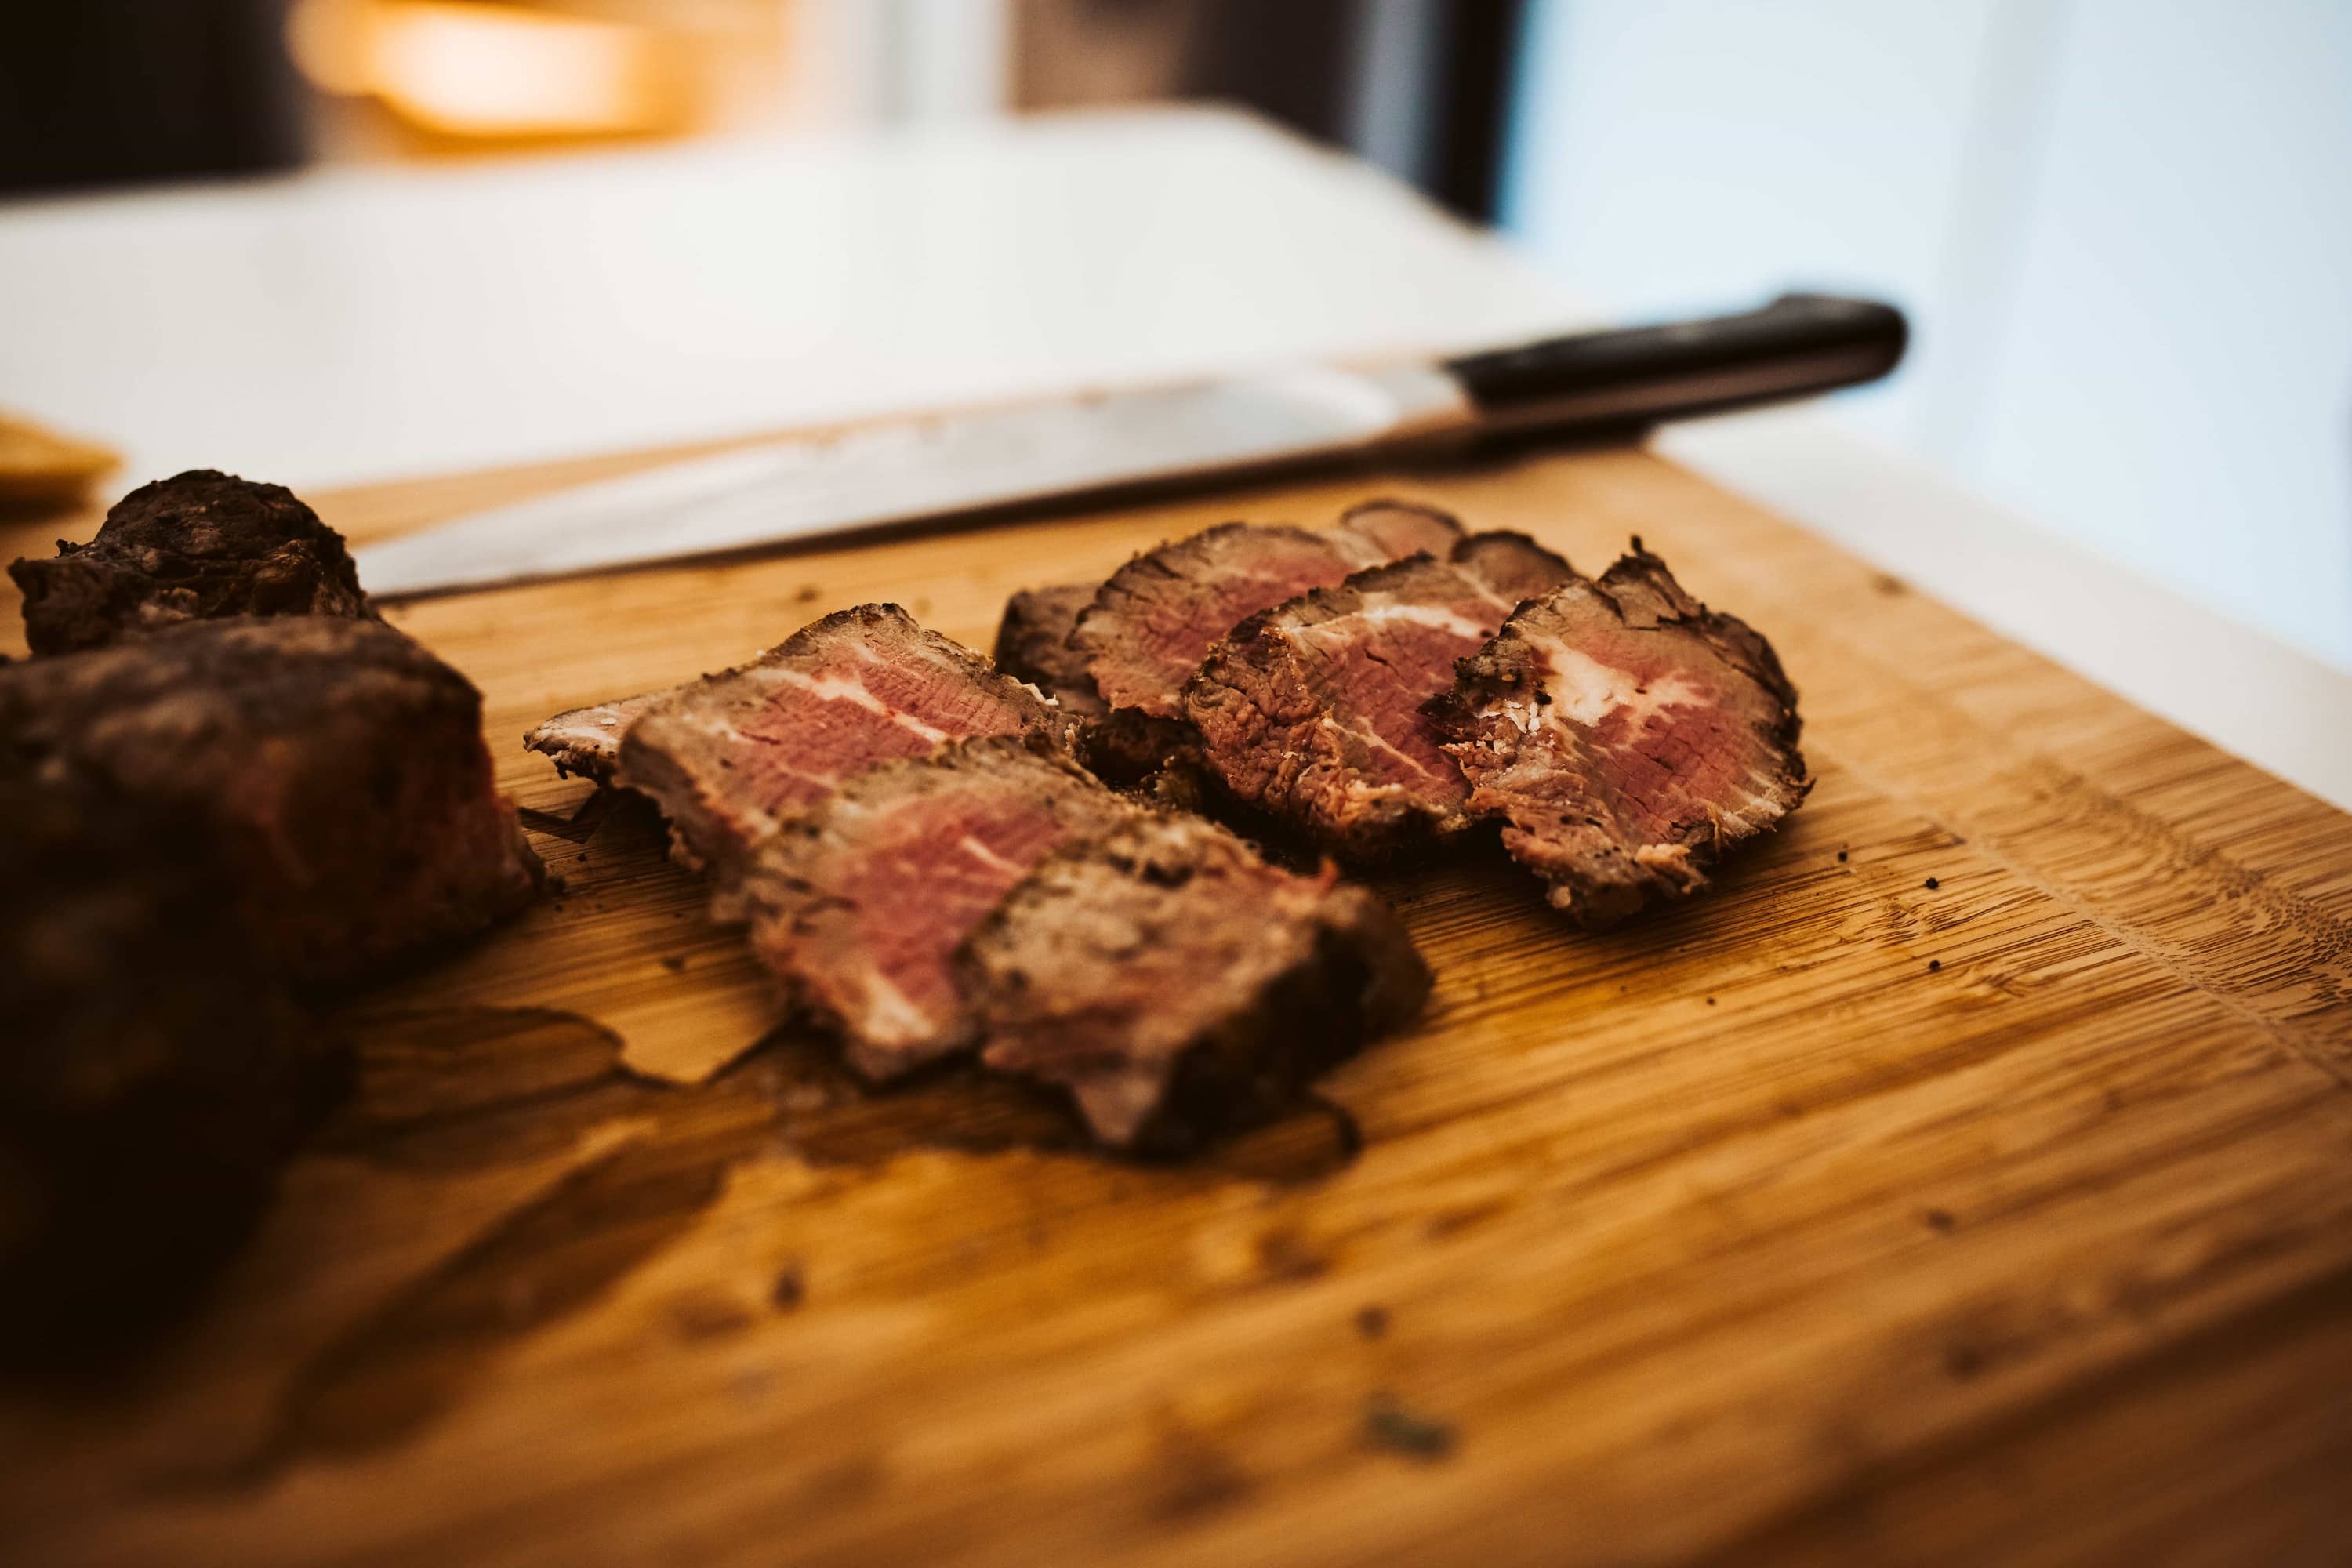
[287,0,689,140]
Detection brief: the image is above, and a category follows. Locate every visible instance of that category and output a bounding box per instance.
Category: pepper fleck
[771,1263,805,1309]
[1363,1393,1454,1461]
[1924,877,1940,890]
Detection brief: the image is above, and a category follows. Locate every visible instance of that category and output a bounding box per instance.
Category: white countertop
[4,107,2344,808]
[0,108,1578,492]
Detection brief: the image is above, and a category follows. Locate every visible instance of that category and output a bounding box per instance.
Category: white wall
[1502,0,2352,670]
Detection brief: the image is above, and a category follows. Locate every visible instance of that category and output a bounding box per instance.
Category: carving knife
[356,292,1905,597]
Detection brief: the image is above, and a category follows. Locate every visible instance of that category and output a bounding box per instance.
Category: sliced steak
[738,738,1137,1081]
[1187,532,1575,856]
[1071,500,1464,725]
[1432,543,1809,926]
[524,691,663,783]
[994,579,1186,781]
[964,814,1431,1152]
[992,583,1105,720]
[612,604,1062,875]
[0,757,344,1362]
[0,616,543,985]
[10,470,379,655]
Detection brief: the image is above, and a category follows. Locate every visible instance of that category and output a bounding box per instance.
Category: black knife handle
[1443,292,1907,434]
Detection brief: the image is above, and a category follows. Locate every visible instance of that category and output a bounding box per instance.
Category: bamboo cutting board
[2,439,2350,1566]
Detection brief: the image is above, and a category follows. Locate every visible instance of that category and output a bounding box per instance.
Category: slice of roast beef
[1431,542,1809,927]
[993,579,1187,781]
[539,606,1063,799]
[737,737,1138,1081]
[0,756,345,1362]
[963,814,1431,1152]
[1070,500,1465,726]
[992,583,1105,720]
[10,470,380,655]
[523,691,664,783]
[0,616,543,985]
[1186,532,1576,857]
[611,604,1063,876]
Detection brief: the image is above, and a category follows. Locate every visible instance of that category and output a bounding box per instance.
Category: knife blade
[354,292,1905,598]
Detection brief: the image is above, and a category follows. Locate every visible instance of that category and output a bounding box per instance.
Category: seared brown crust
[1327,498,1472,561]
[1079,709,1201,783]
[1431,541,1809,927]
[991,582,1194,779]
[992,583,1105,719]
[612,603,1064,877]
[1187,531,1574,858]
[738,736,1136,1082]
[0,758,343,1362]
[0,616,543,984]
[10,470,379,655]
[523,692,663,783]
[962,813,1430,1152]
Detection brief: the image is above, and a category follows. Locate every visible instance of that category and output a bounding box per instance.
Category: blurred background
[2,0,2347,670]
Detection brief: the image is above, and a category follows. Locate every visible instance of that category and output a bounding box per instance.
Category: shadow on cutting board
[117,999,1363,1489]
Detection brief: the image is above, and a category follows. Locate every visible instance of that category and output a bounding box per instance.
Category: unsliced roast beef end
[524,691,664,782]
[739,737,1138,1081]
[1432,542,1809,927]
[1187,531,1575,858]
[1070,500,1465,726]
[0,757,344,1363]
[964,815,1431,1152]
[0,616,544,985]
[612,603,1064,877]
[9,470,380,655]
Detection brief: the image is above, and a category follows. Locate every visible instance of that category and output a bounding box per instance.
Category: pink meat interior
[802,786,1080,1059]
[1101,532,1359,717]
[717,641,1043,828]
[1530,621,1764,844]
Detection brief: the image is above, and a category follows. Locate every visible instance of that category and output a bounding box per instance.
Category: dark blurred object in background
[1016,0,1527,220]
[0,0,1527,220]
[0,0,306,196]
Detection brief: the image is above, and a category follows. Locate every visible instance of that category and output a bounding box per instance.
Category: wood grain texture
[2,439,2349,1566]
